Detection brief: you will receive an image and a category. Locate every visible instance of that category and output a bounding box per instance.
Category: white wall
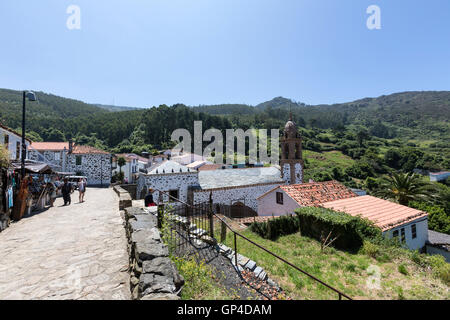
[138,172,200,204]
[257,188,300,216]
[384,218,428,251]
[0,127,30,160]
[194,183,282,212]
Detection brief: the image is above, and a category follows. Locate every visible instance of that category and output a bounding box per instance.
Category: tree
[374,172,435,206]
[0,144,9,168]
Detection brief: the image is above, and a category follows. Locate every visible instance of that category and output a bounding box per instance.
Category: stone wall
[119,184,137,200]
[193,182,284,212]
[113,185,132,210]
[137,172,199,202]
[123,207,184,300]
[67,153,111,186]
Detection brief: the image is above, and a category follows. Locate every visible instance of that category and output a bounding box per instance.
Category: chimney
[69,139,73,154]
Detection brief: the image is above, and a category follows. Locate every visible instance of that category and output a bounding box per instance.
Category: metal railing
[152,188,352,300]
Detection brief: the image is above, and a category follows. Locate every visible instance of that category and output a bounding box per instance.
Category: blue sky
[0,0,449,108]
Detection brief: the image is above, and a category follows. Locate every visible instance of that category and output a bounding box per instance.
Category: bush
[360,241,380,258]
[295,207,381,251]
[249,214,300,240]
[398,264,409,275]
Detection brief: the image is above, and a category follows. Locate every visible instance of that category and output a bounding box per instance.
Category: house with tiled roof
[29,140,111,185]
[256,181,357,217]
[112,153,151,183]
[257,180,430,250]
[321,196,429,250]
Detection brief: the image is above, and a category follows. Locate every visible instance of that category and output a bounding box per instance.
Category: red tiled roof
[321,195,428,231]
[30,142,69,151]
[72,145,109,155]
[30,142,109,154]
[279,181,357,206]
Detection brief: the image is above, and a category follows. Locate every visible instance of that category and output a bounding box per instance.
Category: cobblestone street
[0,188,130,300]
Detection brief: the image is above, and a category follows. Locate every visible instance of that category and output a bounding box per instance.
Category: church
[136,116,303,214]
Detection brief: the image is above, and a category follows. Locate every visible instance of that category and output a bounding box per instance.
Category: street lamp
[21,91,37,179]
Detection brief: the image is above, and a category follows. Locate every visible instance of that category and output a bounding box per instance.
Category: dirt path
[0,188,130,300]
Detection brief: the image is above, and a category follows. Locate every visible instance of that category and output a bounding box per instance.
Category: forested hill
[0,88,449,154]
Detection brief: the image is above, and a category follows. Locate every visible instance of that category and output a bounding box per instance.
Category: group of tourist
[46,177,87,206]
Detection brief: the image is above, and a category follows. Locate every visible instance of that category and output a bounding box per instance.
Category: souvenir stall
[9,160,55,219]
[0,167,17,232]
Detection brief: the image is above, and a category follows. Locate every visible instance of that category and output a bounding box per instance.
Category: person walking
[48,177,57,207]
[61,178,73,206]
[78,178,87,203]
[144,188,156,207]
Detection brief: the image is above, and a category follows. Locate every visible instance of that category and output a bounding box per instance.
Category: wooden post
[209,192,214,238]
[220,220,227,243]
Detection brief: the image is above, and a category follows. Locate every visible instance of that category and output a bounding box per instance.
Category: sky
[0,0,449,108]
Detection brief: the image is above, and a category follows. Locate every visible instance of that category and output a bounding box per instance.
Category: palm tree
[375,172,435,206]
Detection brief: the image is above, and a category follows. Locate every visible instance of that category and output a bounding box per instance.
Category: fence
[154,189,352,300]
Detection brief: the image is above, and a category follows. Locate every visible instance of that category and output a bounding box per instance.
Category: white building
[112,153,151,183]
[257,181,429,251]
[137,161,289,214]
[429,171,450,182]
[0,123,31,160]
[170,152,208,166]
[29,141,111,186]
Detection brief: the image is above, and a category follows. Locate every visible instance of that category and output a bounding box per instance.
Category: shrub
[360,241,380,258]
[295,207,381,251]
[398,264,409,275]
[249,214,300,240]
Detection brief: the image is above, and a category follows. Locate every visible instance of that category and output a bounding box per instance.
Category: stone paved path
[0,188,130,300]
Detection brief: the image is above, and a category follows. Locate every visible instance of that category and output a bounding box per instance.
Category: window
[401,228,406,243]
[76,155,82,165]
[4,134,9,146]
[169,189,179,202]
[392,230,399,239]
[276,192,284,205]
[55,152,60,161]
[411,224,417,239]
[16,141,20,159]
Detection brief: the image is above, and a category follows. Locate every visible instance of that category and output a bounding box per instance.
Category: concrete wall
[384,218,428,251]
[257,188,300,216]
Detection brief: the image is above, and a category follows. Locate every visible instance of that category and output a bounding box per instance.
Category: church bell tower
[280,113,303,184]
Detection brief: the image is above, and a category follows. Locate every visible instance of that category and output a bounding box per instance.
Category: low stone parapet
[113,185,133,210]
[123,206,184,300]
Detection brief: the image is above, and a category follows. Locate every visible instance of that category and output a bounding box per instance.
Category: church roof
[147,160,195,174]
[198,166,283,190]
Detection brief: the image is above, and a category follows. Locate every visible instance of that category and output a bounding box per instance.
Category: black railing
[152,188,352,300]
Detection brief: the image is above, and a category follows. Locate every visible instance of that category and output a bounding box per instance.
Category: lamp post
[21,91,37,179]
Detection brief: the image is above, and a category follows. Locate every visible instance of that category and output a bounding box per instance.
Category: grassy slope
[217,229,449,300]
[303,150,355,181]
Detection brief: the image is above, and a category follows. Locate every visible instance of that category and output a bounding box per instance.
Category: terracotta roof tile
[72,144,109,154]
[30,142,69,151]
[321,195,428,231]
[280,181,357,206]
[30,142,109,154]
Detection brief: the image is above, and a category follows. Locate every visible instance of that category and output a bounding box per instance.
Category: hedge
[249,207,381,250]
